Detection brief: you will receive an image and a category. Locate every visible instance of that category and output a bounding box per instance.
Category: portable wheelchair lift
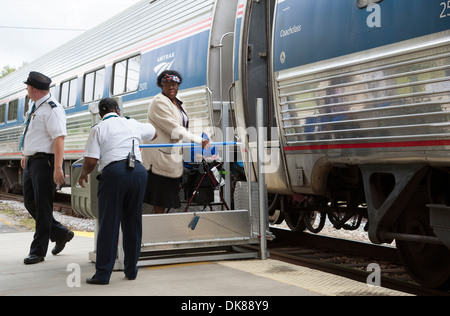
[71,99,269,268]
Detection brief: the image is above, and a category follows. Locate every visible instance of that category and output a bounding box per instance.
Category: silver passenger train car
[0,0,237,191]
[234,0,450,288]
[1,0,449,288]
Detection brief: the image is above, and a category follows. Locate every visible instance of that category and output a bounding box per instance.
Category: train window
[83,68,105,103]
[357,0,383,8]
[0,104,5,124]
[50,86,57,100]
[112,55,141,96]
[127,56,140,92]
[113,60,127,95]
[7,99,18,122]
[24,96,31,118]
[60,78,78,108]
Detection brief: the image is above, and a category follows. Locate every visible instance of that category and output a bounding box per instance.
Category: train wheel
[328,211,361,230]
[268,194,284,225]
[2,178,11,193]
[281,196,306,231]
[303,211,326,234]
[269,209,284,225]
[396,188,450,289]
[284,211,305,231]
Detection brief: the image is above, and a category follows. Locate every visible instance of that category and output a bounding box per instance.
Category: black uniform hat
[24,71,52,90]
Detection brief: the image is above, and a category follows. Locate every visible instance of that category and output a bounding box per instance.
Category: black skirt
[144,169,181,209]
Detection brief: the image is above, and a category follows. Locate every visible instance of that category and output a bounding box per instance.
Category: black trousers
[23,154,69,257]
[95,161,147,283]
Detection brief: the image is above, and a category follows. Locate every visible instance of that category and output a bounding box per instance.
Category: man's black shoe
[86,275,109,285]
[52,231,74,255]
[24,254,44,265]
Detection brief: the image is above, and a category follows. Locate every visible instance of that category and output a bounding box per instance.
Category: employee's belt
[104,159,141,170]
[29,152,54,159]
[105,159,128,169]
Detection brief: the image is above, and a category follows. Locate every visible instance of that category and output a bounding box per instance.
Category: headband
[161,74,181,86]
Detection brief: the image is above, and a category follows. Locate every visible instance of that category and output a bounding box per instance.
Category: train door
[233,0,290,194]
[208,0,238,123]
[233,0,275,130]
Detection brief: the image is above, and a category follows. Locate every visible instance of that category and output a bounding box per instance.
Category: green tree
[0,65,17,78]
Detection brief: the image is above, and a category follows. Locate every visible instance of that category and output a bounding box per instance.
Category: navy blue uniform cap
[24,71,52,90]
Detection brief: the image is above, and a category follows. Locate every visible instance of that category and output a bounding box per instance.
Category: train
[1,0,450,289]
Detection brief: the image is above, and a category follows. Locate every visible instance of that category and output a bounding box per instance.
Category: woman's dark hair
[157,70,183,88]
[98,98,119,115]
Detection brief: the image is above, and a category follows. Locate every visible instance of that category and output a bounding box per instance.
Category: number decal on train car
[440,1,450,18]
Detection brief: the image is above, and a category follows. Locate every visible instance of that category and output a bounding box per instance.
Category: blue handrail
[139,141,238,149]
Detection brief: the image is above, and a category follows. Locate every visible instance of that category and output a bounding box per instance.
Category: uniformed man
[21,71,74,265]
[78,98,157,285]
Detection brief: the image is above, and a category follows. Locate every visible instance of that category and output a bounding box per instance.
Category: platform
[0,226,412,297]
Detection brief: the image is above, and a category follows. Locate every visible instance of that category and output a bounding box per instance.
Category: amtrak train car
[269,0,450,288]
[232,0,450,288]
[0,0,238,192]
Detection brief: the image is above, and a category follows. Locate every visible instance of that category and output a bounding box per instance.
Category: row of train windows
[0,55,141,124]
[60,55,141,108]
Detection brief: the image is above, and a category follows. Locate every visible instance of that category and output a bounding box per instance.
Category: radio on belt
[127,140,136,170]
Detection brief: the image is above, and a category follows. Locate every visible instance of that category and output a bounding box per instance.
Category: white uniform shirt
[83,113,156,172]
[22,93,67,156]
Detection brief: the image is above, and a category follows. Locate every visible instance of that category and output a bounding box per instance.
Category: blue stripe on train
[273,0,450,72]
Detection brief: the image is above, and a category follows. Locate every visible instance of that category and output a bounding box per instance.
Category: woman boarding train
[142,70,210,214]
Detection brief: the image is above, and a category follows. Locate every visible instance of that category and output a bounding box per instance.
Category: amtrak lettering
[157,52,175,63]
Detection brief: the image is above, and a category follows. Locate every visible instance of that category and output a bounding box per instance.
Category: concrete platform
[0,215,412,297]
[0,231,320,296]
[0,214,20,234]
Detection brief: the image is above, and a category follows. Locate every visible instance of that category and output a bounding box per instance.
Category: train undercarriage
[268,165,450,289]
[0,159,75,194]
[0,160,22,194]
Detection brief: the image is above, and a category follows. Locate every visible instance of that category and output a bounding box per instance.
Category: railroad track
[267,228,450,296]
[0,191,76,217]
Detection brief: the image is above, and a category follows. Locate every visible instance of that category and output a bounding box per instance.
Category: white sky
[0,0,142,69]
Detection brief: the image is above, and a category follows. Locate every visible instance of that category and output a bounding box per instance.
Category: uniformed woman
[78,98,156,285]
[21,71,74,265]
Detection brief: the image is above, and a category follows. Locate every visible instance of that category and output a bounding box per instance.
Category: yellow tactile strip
[218,259,413,296]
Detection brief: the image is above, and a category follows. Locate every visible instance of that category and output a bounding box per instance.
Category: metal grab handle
[139,141,239,148]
